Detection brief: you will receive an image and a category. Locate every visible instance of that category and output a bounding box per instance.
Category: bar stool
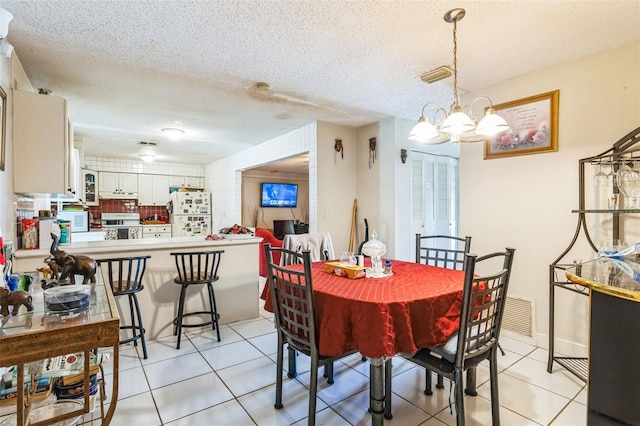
[97,256,151,359]
[170,250,224,349]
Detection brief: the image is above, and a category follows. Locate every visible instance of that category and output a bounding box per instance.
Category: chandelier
[409,8,510,144]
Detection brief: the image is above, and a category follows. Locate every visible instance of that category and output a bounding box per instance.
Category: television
[261,182,298,207]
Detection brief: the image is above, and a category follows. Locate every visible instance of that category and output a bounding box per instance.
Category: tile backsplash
[87,200,168,223]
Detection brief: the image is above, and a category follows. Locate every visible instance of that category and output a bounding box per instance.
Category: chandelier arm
[419,102,448,123]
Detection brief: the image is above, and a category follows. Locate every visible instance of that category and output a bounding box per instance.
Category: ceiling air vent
[138,141,157,147]
[419,66,453,84]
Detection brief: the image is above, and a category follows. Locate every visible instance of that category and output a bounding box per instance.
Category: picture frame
[483,90,559,160]
[0,85,5,171]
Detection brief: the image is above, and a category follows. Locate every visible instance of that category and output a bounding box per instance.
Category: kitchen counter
[14,236,262,339]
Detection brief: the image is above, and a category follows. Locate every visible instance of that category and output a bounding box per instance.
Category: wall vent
[502,296,534,337]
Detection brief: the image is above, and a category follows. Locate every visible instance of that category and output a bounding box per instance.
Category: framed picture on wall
[483,90,559,160]
[0,85,6,171]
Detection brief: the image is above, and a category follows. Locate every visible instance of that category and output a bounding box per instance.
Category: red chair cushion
[255,228,282,277]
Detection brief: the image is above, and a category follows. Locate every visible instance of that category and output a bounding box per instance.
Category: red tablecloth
[260,260,466,358]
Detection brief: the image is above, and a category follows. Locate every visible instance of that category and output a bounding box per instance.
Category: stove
[101,213,142,240]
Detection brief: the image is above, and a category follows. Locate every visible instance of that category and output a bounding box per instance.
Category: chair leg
[324,362,334,384]
[131,293,148,359]
[287,346,297,378]
[453,368,465,425]
[175,285,187,350]
[274,335,284,409]
[308,354,319,426]
[207,283,221,342]
[436,373,444,389]
[464,367,478,396]
[425,368,433,395]
[489,350,501,425]
[128,294,137,347]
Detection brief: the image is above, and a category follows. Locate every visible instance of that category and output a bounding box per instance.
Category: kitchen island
[13,236,261,339]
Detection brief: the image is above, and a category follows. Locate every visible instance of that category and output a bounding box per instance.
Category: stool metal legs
[118,293,148,359]
[174,282,221,350]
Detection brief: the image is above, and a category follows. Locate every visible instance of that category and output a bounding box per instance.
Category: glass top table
[0,269,120,425]
[565,256,640,303]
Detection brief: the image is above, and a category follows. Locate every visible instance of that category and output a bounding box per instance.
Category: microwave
[56,211,90,233]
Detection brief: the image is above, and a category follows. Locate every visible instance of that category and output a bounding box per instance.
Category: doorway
[411,152,460,253]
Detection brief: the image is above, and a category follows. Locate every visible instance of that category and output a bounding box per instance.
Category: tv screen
[261,182,298,207]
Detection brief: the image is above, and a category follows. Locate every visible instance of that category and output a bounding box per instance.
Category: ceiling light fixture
[161,127,185,140]
[138,141,157,163]
[409,8,510,144]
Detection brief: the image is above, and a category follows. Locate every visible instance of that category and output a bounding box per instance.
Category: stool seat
[97,256,150,359]
[171,250,224,349]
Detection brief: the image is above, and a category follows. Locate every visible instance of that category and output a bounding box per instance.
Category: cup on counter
[19,274,34,292]
[6,273,19,291]
[608,193,619,209]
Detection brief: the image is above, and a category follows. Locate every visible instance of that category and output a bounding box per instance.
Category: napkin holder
[324,262,366,279]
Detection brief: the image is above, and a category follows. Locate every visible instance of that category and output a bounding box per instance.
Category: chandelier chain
[452,19,458,108]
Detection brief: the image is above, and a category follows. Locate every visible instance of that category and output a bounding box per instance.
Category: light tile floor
[76,284,587,426]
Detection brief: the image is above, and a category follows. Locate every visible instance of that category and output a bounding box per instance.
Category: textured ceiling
[3,0,640,167]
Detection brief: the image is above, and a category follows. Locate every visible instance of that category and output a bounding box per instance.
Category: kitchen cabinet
[169,176,203,189]
[99,172,138,199]
[138,174,170,206]
[142,224,172,239]
[13,90,77,197]
[83,170,99,206]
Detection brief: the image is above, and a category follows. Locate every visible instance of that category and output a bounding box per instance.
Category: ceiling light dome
[161,127,185,140]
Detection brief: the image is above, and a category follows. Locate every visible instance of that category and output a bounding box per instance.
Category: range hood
[99,190,138,200]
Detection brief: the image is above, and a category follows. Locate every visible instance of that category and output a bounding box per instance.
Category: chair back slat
[416,234,471,270]
[97,256,150,295]
[456,248,515,366]
[170,250,224,284]
[264,244,317,356]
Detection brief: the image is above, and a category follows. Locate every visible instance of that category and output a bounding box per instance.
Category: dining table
[261,259,470,425]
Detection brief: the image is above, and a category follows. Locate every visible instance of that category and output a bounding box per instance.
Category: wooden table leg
[102,344,119,425]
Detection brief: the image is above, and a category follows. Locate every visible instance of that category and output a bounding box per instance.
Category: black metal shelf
[572,209,640,214]
[547,127,640,383]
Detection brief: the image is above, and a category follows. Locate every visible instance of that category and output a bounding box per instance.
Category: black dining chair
[264,243,355,426]
[97,256,151,359]
[416,234,472,393]
[388,247,516,425]
[279,234,335,377]
[170,250,224,350]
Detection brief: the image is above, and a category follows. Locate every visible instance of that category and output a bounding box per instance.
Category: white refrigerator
[169,192,211,237]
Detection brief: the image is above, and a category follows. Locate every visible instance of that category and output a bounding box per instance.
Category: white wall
[459,40,640,352]
[316,122,357,254]
[206,123,317,234]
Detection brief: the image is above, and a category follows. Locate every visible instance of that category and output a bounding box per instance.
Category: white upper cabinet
[13,90,77,197]
[138,174,170,206]
[169,176,204,189]
[99,172,139,199]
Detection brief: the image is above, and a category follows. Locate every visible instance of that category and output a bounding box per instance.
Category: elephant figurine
[49,233,97,284]
[0,287,34,316]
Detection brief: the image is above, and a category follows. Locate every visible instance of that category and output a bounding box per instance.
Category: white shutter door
[411,151,460,244]
[411,157,424,232]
